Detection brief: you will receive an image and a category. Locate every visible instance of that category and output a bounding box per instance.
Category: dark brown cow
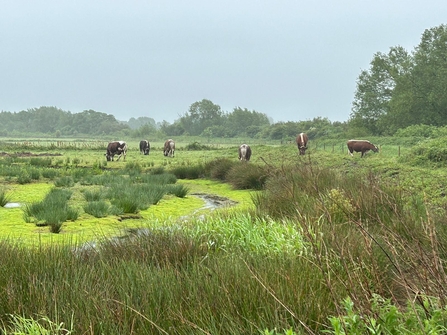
[139,140,150,155]
[296,132,308,155]
[105,141,127,161]
[238,144,252,162]
[163,139,175,157]
[347,140,379,158]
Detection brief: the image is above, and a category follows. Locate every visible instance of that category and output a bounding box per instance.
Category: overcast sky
[1,1,445,124]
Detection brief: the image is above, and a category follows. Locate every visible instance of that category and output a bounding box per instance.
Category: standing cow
[238,144,252,162]
[163,139,175,157]
[139,140,150,155]
[296,133,308,155]
[347,140,379,157]
[105,141,127,161]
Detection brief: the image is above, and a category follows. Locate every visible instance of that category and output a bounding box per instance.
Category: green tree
[179,99,224,136]
[350,47,411,135]
[350,24,447,135]
[225,107,270,137]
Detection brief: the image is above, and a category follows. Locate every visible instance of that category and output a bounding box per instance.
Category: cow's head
[298,145,307,155]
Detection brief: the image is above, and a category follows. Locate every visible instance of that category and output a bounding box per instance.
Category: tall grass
[253,161,447,322]
[23,188,79,233]
[0,232,328,334]
[0,188,10,207]
[3,148,447,333]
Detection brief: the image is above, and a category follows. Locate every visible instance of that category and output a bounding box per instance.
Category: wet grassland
[1,138,447,334]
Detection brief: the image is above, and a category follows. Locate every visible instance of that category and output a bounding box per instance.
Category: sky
[1,1,445,124]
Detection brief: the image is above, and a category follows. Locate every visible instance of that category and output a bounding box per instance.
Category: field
[1,137,447,334]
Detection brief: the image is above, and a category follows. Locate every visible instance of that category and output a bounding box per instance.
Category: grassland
[0,137,447,334]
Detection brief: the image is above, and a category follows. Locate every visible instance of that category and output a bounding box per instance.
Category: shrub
[170,164,205,179]
[204,158,236,181]
[226,163,267,190]
[326,295,447,335]
[399,137,447,166]
[184,141,214,151]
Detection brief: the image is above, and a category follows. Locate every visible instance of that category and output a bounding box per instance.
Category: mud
[0,152,62,157]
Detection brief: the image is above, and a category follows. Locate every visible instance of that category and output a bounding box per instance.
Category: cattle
[139,140,150,155]
[296,133,308,155]
[347,140,379,158]
[163,139,175,157]
[238,144,252,162]
[105,141,127,161]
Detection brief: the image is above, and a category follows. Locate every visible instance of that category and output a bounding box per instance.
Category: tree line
[1,24,446,140]
[0,104,347,141]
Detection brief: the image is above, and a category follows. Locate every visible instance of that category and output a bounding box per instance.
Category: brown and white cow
[238,144,252,162]
[139,140,150,155]
[105,141,127,161]
[163,139,175,157]
[296,132,308,155]
[347,140,379,158]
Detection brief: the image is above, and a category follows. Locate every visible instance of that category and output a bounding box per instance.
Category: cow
[347,140,379,158]
[238,144,252,162]
[105,141,127,161]
[139,140,150,155]
[163,139,175,157]
[296,133,308,155]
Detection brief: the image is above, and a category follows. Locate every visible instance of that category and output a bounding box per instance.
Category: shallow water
[4,202,21,208]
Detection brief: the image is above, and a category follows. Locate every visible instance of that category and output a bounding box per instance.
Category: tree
[350,46,411,135]
[179,99,224,136]
[225,107,271,137]
[409,25,447,126]
[350,24,447,135]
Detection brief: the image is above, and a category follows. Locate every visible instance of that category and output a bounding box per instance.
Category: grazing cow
[163,139,175,157]
[296,133,309,155]
[139,140,150,155]
[347,140,379,158]
[105,141,127,161]
[238,144,252,162]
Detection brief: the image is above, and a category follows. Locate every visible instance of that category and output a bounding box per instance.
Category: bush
[204,158,236,181]
[326,295,447,334]
[399,137,447,166]
[226,163,267,190]
[170,164,205,179]
[184,141,215,151]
